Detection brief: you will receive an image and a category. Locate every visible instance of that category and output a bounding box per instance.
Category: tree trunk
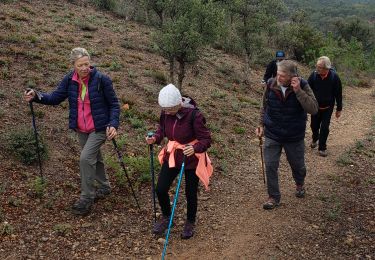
[158,11,164,27]
[244,50,251,84]
[169,58,175,84]
[177,60,185,91]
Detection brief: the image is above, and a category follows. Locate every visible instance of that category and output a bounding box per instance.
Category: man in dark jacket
[262,50,286,84]
[24,47,120,216]
[308,56,342,157]
[256,60,318,210]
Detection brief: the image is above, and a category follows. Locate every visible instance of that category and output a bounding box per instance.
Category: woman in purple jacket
[146,84,211,239]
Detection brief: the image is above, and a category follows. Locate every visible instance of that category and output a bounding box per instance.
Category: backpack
[313,68,336,82]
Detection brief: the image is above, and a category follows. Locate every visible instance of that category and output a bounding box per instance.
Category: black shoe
[95,187,111,201]
[153,216,170,235]
[71,198,94,216]
[263,197,280,210]
[319,150,328,157]
[310,141,318,149]
[295,185,305,198]
[181,221,195,239]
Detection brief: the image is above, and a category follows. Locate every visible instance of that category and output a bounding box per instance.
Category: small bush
[148,70,167,85]
[6,129,48,165]
[53,223,72,236]
[8,196,22,207]
[0,222,14,236]
[91,0,116,11]
[31,177,46,198]
[129,117,145,129]
[234,126,246,134]
[124,156,160,183]
[109,61,122,71]
[211,89,226,99]
[336,152,353,166]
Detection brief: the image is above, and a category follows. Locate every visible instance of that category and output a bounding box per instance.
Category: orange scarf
[158,140,213,191]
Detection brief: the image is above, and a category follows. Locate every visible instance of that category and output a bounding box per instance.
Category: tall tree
[154,0,224,90]
[231,0,285,81]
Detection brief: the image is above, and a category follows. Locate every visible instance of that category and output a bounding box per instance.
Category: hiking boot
[153,215,170,235]
[181,221,195,239]
[295,185,305,198]
[310,141,318,149]
[95,187,111,201]
[71,198,94,216]
[319,150,328,157]
[263,197,279,210]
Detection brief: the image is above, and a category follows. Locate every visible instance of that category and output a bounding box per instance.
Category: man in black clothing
[308,56,343,157]
[262,50,286,84]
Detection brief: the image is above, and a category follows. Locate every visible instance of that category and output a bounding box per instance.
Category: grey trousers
[264,137,306,203]
[77,131,110,200]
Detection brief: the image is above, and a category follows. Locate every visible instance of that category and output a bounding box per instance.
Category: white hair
[70,47,90,64]
[317,56,331,69]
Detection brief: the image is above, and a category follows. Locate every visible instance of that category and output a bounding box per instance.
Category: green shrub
[124,156,160,183]
[109,61,122,71]
[144,69,167,84]
[234,126,246,134]
[53,223,72,236]
[31,176,46,198]
[0,221,14,236]
[91,0,116,11]
[211,89,226,99]
[6,129,48,165]
[129,117,145,129]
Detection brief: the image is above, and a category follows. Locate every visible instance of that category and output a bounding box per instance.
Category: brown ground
[0,1,374,259]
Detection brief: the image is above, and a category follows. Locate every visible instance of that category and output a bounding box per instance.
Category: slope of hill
[0,1,374,259]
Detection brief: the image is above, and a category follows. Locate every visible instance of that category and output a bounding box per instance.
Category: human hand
[255,127,264,138]
[24,89,35,102]
[106,126,117,140]
[146,136,156,144]
[183,145,195,157]
[335,111,341,119]
[290,77,301,92]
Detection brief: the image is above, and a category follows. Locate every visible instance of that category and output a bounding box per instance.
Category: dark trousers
[311,107,334,151]
[156,162,199,223]
[264,137,306,203]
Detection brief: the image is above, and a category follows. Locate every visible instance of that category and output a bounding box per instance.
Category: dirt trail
[161,86,375,259]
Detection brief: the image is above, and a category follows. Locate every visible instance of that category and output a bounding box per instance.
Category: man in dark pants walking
[256,60,318,210]
[308,56,343,157]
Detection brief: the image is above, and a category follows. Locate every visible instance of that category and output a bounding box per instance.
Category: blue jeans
[264,137,306,203]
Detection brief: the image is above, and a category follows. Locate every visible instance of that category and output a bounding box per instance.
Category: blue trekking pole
[147,131,157,223]
[161,155,186,260]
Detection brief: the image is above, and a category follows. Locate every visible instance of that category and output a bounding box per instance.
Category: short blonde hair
[317,56,331,69]
[70,47,90,64]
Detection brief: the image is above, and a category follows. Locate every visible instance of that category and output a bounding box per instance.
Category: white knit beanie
[158,84,182,108]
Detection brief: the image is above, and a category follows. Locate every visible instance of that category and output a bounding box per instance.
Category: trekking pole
[161,155,186,260]
[112,139,141,210]
[258,135,266,185]
[29,100,43,181]
[147,131,157,223]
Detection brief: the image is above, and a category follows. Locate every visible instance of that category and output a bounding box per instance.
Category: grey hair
[317,56,331,69]
[70,47,90,64]
[277,60,298,76]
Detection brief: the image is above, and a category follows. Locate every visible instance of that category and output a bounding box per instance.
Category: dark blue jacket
[34,67,120,132]
[264,80,308,143]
